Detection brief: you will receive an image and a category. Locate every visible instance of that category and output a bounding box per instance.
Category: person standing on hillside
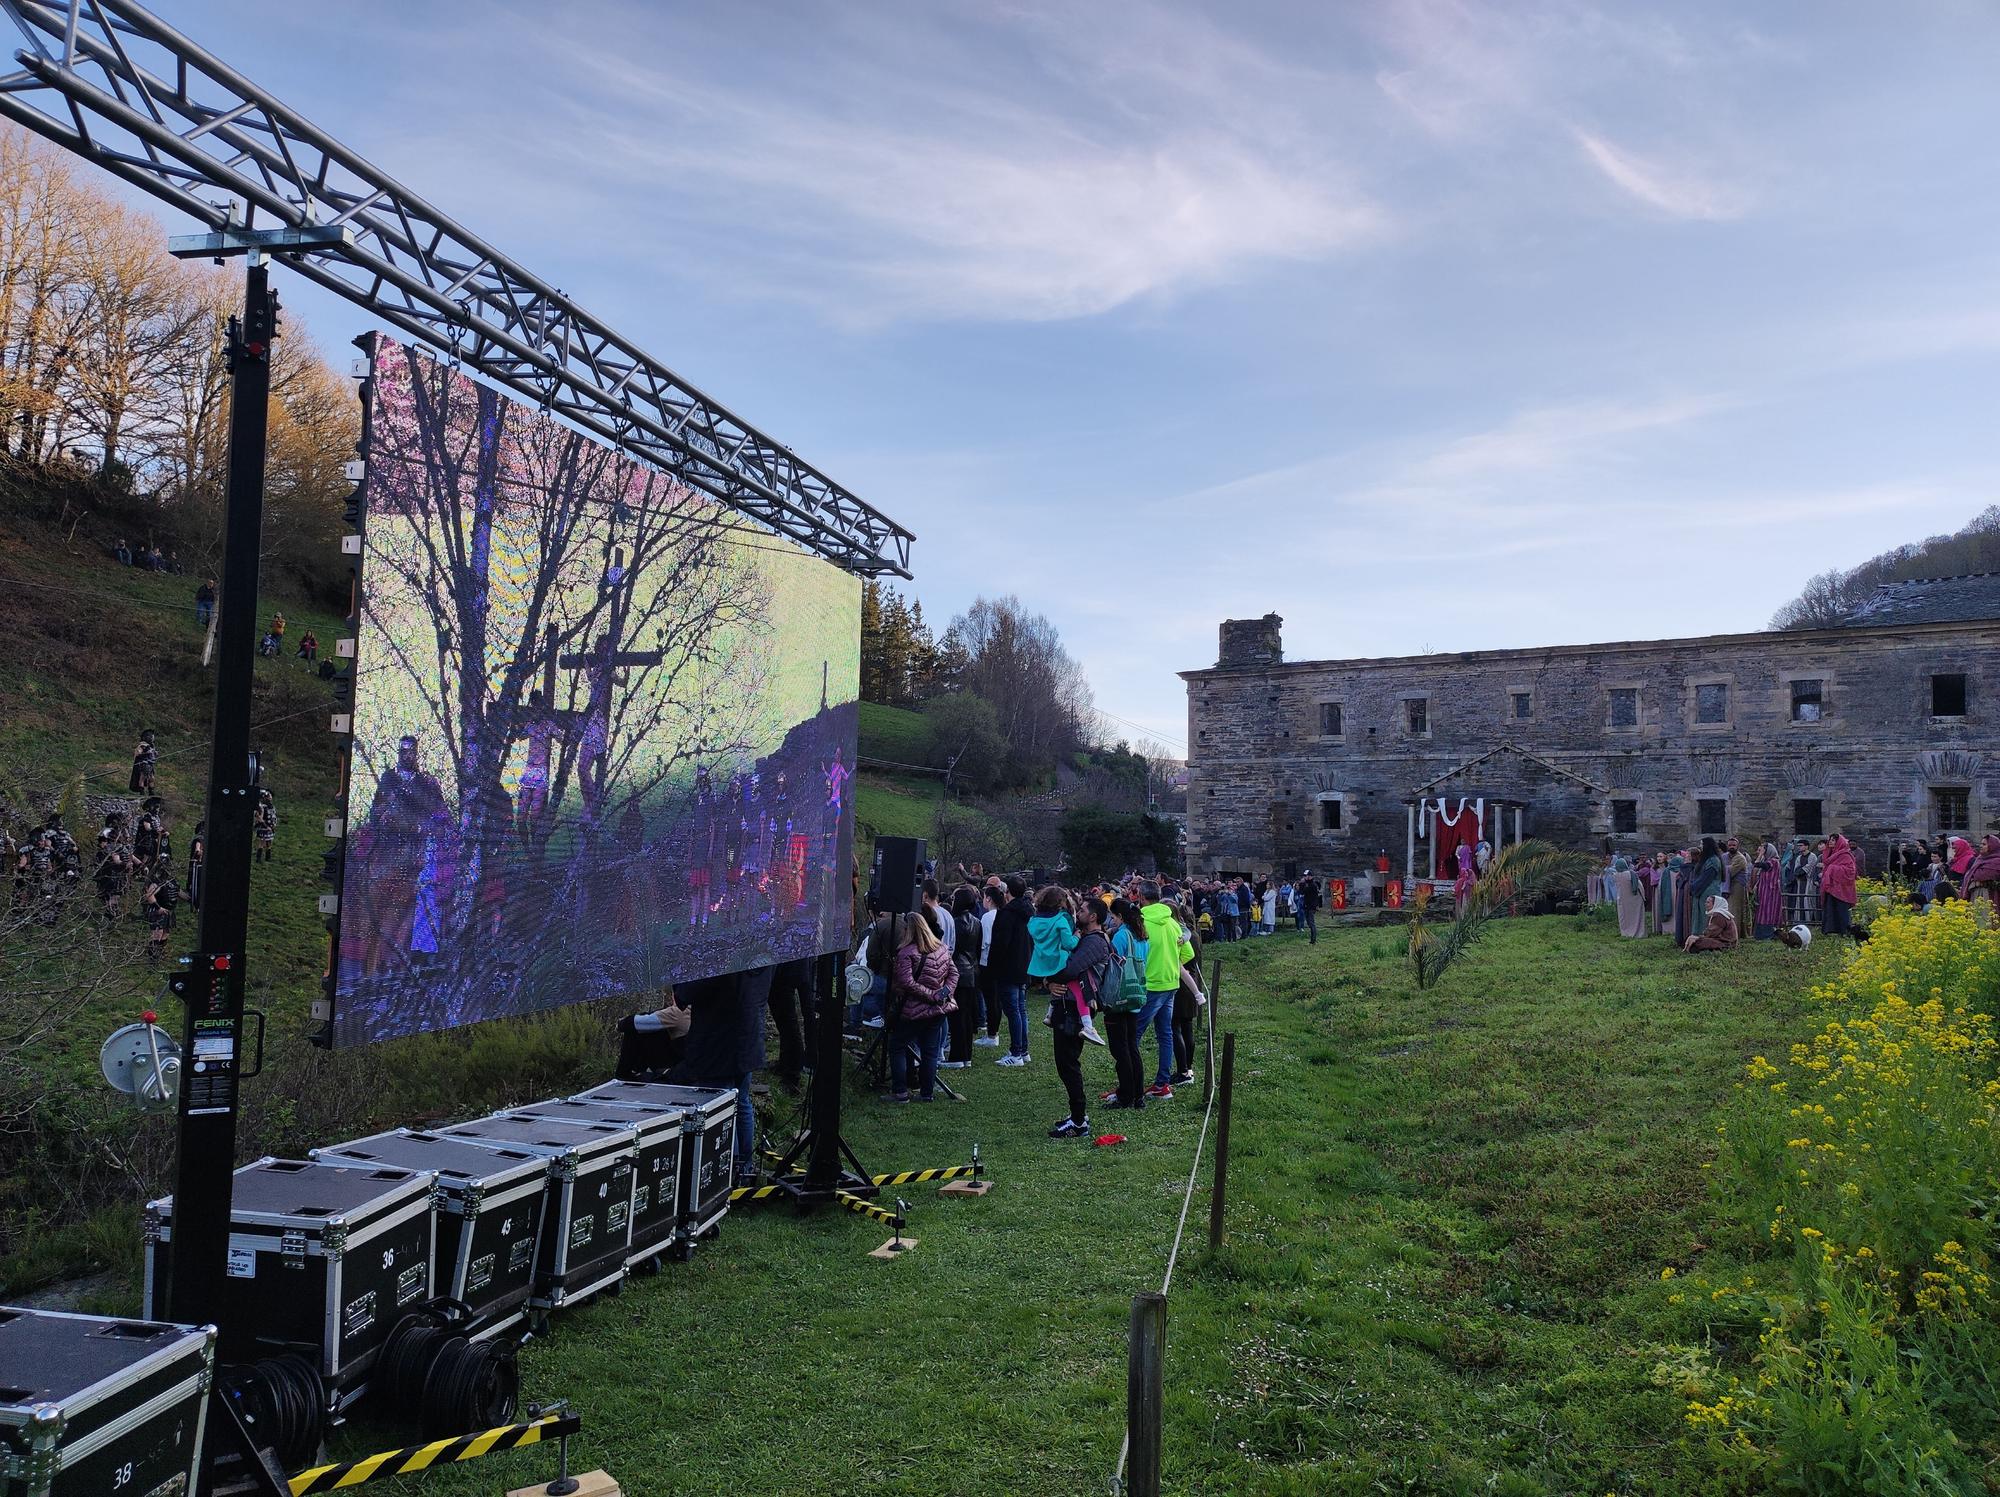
[988,874,1034,1066]
[1135,882,1194,1099]
[128,730,156,795]
[1046,897,1112,1137]
[1296,870,1321,944]
[194,578,216,628]
[974,883,1003,1048]
[1725,838,1752,931]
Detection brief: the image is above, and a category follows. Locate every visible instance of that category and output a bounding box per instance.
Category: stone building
[1181,579,2000,883]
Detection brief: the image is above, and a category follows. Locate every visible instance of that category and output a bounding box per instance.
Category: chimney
[1218,614,1283,669]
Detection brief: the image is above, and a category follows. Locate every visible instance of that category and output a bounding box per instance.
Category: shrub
[1683,903,2000,1489]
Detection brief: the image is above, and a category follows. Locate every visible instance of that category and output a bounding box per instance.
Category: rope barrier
[1111,1003,1225,1496]
[287,1414,578,1494]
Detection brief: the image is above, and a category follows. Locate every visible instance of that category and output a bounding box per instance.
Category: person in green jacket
[1136,882,1194,1099]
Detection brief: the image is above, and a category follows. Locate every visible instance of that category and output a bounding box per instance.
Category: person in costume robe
[1682,839,1724,947]
[1657,851,1684,938]
[1611,854,1646,938]
[1725,838,1752,931]
[1685,893,1739,952]
[1961,834,2000,910]
[1636,856,1659,934]
[1819,834,1859,936]
[1452,843,1476,904]
[1752,843,1784,939]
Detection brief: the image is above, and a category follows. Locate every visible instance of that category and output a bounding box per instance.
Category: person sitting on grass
[1684,893,1739,953]
[886,910,957,1104]
[1029,884,1103,1047]
[1046,897,1113,1137]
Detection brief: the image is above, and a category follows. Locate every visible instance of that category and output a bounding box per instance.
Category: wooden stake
[1209,1031,1236,1251]
[1126,1291,1167,1497]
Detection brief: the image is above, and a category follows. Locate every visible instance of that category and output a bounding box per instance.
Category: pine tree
[880,588,913,706]
[906,598,939,701]
[859,579,886,703]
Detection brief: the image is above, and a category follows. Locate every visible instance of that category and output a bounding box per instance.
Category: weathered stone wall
[1182,617,2000,881]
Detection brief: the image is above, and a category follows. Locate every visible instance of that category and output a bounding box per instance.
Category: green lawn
[333,915,1831,1497]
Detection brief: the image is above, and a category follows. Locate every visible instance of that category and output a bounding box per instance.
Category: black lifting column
[164,256,276,1327]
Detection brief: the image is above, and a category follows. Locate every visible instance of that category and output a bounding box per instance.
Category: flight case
[510,1100,684,1267]
[440,1113,636,1311]
[312,1129,547,1340]
[141,1158,433,1398]
[573,1081,738,1240]
[0,1306,213,1497]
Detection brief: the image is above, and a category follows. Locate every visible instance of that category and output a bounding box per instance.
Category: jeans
[889,1014,948,1099]
[849,973,887,1028]
[1106,1010,1145,1107]
[1302,908,1317,944]
[1137,989,1176,1086]
[195,600,213,627]
[1052,1028,1087,1124]
[1000,983,1029,1057]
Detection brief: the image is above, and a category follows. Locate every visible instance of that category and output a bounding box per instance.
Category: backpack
[1101,937,1148,1013]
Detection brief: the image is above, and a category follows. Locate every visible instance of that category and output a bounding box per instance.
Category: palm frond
[1408,838,1593,989]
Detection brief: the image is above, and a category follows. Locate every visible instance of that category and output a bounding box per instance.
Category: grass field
[330,915,1832,1497]
[857,700,934,764]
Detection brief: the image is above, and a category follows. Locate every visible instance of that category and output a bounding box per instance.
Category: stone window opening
[1511,690,1532,721]
[1610,799,1637,834]
[1934,786,1971,834]
[1695,682,1730,725]
[1317,701,1343,738]
[1404,697,1429,736]
[1932,673,1968,718]
[1794,798,1823,836]
[1697,797,1729,836]
[1316,794,1345,831]
[1608,688,1638,728]
[1791,679,1824,723]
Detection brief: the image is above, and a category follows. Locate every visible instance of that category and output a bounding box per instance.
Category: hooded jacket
[1138,901,1194,994]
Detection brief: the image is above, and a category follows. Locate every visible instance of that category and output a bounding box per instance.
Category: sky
[111,1,2000,749]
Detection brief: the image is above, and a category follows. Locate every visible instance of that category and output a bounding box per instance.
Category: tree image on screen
[333,336,858,1045]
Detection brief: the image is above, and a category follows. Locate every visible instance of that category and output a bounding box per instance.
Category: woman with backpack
[1100,898,1150,1110]
[886,910,958,1104]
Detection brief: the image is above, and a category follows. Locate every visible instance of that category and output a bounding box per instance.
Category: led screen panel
[331,335,858,1045]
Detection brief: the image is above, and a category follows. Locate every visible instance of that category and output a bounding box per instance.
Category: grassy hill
[0,503,1020,1296]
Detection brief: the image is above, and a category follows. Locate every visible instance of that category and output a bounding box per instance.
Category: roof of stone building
[1843,573,2000,627]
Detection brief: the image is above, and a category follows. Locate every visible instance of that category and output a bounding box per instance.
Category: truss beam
[0,0,911,576]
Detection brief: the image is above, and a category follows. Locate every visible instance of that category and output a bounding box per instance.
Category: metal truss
[0,0,913,577]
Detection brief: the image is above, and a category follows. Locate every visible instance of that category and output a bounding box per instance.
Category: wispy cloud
[1573,129,1749,220]
[546,7,1388,325]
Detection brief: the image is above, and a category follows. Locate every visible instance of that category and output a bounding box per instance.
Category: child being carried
[1028,887,1104,1046]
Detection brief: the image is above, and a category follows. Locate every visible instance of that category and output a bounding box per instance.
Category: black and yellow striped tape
[834,1189,903,1228]
[288,1415,579,1493]
[729,1183,783,1202]
[870,1164,978,1186]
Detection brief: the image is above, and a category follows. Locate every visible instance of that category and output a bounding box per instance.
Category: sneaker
[973,1035,1000,1048]
[1080,1019,1107,1047]
[995,1053,1024,1067]
[861,1016,885,1029]
[1101,1088,1122,1102]
[883,1092,911,1104]
[1171,1070,1195,1086]
[1146,1083,1173,1100]
[937,1059,970,1069]
[1049,1118,1090,1138]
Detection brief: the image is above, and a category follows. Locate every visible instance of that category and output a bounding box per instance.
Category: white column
[1514,806,1522,846]
[1405,802,1416,883]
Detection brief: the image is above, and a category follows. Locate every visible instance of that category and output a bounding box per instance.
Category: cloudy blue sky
[149,1,2000,747]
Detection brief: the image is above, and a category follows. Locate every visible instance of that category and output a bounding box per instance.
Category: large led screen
[330,335,859,1046]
